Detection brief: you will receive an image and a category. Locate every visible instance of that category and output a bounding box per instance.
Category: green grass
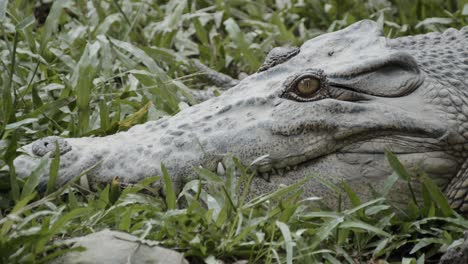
[0,0,468,263]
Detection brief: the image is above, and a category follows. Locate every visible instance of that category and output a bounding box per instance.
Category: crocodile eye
[281,69,328,102]
[296,77,320,96]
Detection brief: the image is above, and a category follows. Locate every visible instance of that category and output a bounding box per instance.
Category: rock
[439,232,468,264]
[51,229,188,264]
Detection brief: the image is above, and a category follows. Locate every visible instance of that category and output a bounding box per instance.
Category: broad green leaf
[118,101,151,129]
[417,254,425,264]
[410,238,444,254]
[73,42,99,135]
[323,254,341,264]
[0,0,7,21]
[463,4,468,15]
[40,0,67,51]
[310,174,341,195]
[341,180,361,207]
[276,221,294,264]
[421,174,455,217]
[309,216,344,250]
[98,185,110,208]
[15,15,35,31]
[118,208,132,232]
[95,13,122,35]
[194,167,224,183]
[5,134,19,200]
[5,118,38,130]
[68,189,78,209]
[373,238,390,257]
[46,144,61,194]
[365,205,390,216]
[382,172,399,197]
[385,150,411,181]
[344,198,385,215]
[224,18,260,70]
[244,175,313,208]
[402,258,416,264]
[415,17,454,29]
[98,101,110,132]
[299,211,342,219]
[193,18,209,45]
[151,0,187,32]
[228,223,258,247]
[121,176,160,196]
[36,207,92,252]
[22,97,75,120]
[37,246,86,264]
[340,220,390,237]
[109,38,163,74]
[0,192,35,235]
[21,157,49,200]
[161,163,176,210]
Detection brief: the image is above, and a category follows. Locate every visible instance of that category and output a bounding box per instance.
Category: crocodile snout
[31,136,72,157]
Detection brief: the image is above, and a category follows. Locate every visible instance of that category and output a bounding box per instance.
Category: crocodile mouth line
[244,130,445,182]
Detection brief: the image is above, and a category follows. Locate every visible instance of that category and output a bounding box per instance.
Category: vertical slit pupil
[297,78,320,95]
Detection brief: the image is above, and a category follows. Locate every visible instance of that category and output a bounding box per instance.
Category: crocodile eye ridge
[258,47,300,72]
[281,69,329,102]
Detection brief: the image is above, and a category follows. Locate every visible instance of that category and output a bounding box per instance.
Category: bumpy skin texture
[14,20,468,212]
[439,232,468,264]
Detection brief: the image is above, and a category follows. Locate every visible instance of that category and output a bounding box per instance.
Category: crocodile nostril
[31,136,72,157]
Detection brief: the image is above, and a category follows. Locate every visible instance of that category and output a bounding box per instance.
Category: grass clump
[1,154,468,263]
[0,0,467,263]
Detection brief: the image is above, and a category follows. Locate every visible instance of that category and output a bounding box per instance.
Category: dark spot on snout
[32,136,72,157]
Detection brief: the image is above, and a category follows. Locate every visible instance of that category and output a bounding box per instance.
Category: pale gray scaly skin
[14,20,468,212]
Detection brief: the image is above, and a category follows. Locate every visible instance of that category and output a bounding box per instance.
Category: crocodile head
[14,20,468,209]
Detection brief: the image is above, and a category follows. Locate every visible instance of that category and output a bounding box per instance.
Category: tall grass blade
[5,133,19,200]
[15,15,35,31]
[0,192,36,235]
[73,43,98,135]
[46,145,61,194]
[340,220,390,237]
[384,150,411,181]
[40,0,66,52]
[276,221,294,264]
[420,173,455,217]
[310,216,344,250]
[244,175,313,208]
[0,0,7,21]
[20,157,48,200]
[161,163,176,210]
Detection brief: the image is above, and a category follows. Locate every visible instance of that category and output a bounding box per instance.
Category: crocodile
[13,20,468,212]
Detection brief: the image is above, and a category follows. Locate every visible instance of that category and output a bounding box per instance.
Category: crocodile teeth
[217,162,226,176]
[261,172,271,182]
[80,174,90,191]
[272,168,277,175]
[278,169,284,176]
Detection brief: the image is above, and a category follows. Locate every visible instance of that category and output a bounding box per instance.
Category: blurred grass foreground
[0,0,468,263]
